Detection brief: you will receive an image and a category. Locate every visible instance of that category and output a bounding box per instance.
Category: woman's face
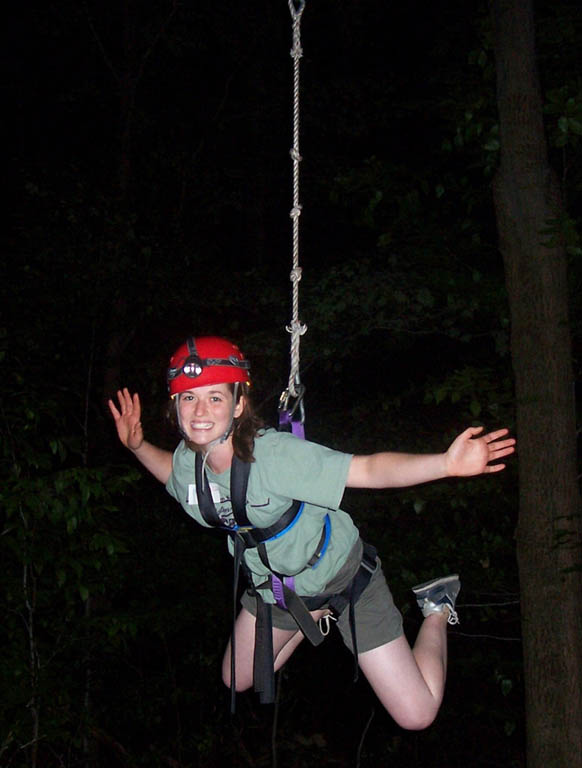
[176,382,243,448]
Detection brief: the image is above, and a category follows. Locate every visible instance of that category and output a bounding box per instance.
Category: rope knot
[289,205,302,220]
[286,321,307,336]
[290,148,302,162]
[290,42,303,60]
[289,267,302,283]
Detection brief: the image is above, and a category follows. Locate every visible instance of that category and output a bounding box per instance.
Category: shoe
[412,574,461,625]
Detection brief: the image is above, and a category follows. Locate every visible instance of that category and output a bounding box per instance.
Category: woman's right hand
[108,388,144,452]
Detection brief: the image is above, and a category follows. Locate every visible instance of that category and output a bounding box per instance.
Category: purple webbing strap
[291,420,305,439]
[274,402,303,607]
[272,575,296,609]
[279,410,305,440]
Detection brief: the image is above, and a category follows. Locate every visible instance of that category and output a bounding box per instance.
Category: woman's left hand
[445,426,516,477]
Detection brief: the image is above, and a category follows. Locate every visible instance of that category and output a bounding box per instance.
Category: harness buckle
[360,545,378,575]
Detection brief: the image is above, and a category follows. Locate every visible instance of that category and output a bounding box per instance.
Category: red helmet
[167,336,251,396]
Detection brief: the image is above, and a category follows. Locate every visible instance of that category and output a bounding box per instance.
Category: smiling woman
[176,384,244,455]
[108,335,516,728]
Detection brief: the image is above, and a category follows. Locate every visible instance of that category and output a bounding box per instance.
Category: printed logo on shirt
[216,504,236,528]
[187,483,236,528]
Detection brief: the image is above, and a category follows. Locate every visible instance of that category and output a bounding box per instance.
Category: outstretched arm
[108,388,173,485]
[346,426,515,489]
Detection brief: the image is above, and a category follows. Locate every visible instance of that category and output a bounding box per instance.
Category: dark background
[3,1,581,766]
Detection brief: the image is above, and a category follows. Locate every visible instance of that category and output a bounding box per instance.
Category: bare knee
[221,658,254,692]
[221,670,253,692]
[391,702,439,731]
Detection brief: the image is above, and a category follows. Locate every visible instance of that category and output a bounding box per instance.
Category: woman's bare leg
[222,607,329,691]
[358,612,449,730]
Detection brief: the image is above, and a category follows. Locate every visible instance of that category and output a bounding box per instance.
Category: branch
[83,1,120,83]
[136,0,178,82]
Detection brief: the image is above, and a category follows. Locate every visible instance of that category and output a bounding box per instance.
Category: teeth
[191,422,213,429]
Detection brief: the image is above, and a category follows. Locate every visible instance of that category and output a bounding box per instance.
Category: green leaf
[435,386,448,404]
[66,516,78,534]
[555,134,568,148]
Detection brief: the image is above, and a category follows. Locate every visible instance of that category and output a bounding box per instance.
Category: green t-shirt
[165,428,359,599]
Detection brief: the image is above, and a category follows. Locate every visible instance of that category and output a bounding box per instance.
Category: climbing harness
[194,449,378,712]
[279,0,307,439]
[194,451,329,710]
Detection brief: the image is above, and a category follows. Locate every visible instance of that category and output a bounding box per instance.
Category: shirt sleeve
[165,441,187,502]
[254,431,353,510]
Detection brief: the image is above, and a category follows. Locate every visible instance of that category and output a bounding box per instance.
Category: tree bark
[491,1,582,766]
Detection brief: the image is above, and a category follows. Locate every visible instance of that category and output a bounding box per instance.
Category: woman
[109,335,515,729]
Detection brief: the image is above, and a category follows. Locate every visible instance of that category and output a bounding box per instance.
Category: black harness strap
[255,521,327,575]
[253,596,275,703]
[328,542,378,681]
[229,455,252,527]
[195,453,301,541]
[230,535,246,712]
[194,452,318,710]
[194,452,223,527]
[194,453,252,710]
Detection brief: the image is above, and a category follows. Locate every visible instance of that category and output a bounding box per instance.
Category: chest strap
[194,453,302,543]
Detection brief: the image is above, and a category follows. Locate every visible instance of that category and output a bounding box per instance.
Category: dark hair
[230,383,264,462]
[167,382,263,463]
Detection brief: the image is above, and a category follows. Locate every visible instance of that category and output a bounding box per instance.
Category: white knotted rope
[286,0,307,399]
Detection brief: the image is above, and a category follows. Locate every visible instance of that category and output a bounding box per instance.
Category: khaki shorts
[240,539,403,655]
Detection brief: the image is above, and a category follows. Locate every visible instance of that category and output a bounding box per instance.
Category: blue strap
[260,502,305,541]
[310,514,331,569]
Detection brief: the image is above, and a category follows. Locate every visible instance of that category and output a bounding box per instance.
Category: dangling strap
[280,585,325,646]
[193,453,315,709]
[253,596,275,704]
[327,543,378,680]
[251,519,329,703]
[230,535,245,713]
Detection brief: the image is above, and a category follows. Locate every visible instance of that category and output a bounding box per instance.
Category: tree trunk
[491,1,582,766]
